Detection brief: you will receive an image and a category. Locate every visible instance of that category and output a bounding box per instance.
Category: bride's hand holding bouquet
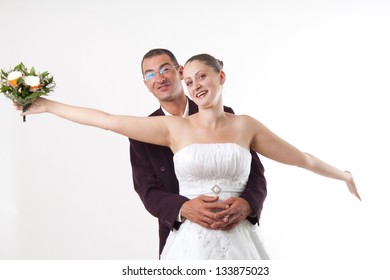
[15,96,49,116]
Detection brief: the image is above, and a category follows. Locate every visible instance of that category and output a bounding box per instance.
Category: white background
[1,0,389,265]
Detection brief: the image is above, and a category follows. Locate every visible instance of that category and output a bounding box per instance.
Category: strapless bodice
[173,143,251,200]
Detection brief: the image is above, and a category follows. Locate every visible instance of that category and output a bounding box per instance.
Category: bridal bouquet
[1,62,55,122]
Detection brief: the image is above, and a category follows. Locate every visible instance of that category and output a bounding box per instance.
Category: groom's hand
[181,195,221,229]
[211,197,253,230]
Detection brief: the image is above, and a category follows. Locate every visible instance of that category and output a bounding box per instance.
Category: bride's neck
[197,106,226,128]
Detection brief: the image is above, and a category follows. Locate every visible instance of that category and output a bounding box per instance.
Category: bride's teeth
[196,91,206,98]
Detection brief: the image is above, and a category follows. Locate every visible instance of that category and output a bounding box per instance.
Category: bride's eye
[199,74,206,80]
[186,80,193,87]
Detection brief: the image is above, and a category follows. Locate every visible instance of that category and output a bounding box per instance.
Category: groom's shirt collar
[161,99,189,117]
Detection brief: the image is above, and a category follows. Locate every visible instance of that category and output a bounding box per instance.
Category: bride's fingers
[352,190,362,201]
[19,108,29,115]
[348,183,361,201]
[13,104,22,110]
[345,171,361,201]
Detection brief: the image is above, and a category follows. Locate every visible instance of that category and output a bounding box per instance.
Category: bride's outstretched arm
[245,115,361,200]
[18,97,172,147]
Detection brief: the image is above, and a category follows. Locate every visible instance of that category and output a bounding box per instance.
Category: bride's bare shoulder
[230,113,258,123]
[230,114,268,131]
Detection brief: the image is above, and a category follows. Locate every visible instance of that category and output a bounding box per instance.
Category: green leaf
[30,67,36,76]
[1,85,10,92]
[17,77,23,85]
[12,87,18,96]
[41,71,48,78]
[14,63,22,71]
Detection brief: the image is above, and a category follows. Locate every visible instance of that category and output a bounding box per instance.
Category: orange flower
[7,71,23,87]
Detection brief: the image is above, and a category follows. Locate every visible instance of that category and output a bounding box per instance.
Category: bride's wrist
[344,170,352,183]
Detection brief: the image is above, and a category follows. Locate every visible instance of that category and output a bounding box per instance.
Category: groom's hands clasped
[180,195,221,229]
[211,197,253,230]
[181,195,253,231]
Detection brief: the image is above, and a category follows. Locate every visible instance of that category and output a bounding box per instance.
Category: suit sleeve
[129,138,189,231]
[240,150,267,225]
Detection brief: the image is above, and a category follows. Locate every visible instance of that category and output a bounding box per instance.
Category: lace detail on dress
[188,222,230,259]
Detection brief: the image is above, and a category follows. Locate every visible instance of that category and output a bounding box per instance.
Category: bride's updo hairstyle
[185,54,224,73]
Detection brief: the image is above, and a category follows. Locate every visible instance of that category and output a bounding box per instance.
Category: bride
[17,53,360,259]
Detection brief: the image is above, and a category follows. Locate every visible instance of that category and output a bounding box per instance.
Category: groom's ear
[178,65,184,80]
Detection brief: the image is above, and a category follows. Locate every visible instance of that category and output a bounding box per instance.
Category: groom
[129,48,267,256]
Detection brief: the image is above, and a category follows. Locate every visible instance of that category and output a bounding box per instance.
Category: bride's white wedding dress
[160,143,269,260]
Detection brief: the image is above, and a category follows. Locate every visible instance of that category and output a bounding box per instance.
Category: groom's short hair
[141,48,179,73]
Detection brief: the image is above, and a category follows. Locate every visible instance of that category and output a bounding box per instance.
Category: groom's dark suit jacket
[129,98,267,256]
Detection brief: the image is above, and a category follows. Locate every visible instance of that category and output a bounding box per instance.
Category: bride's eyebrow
[184,70,204,80]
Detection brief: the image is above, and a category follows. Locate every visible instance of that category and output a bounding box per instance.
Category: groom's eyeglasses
[143,64,178,81]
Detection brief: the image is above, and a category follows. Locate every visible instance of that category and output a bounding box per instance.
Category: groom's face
[142,54,184,102]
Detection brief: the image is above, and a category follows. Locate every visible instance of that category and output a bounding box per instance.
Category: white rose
[7,71,23,87]
[24,75,41,90]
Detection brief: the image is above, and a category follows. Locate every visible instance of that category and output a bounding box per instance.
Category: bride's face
[183,60,225,108]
